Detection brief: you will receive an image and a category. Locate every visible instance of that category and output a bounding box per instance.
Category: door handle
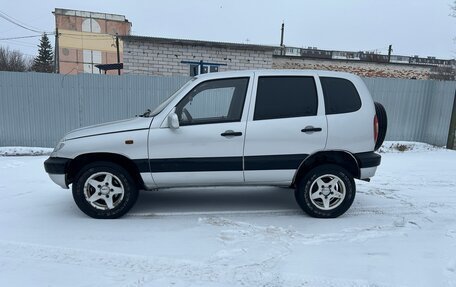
[301,126,322,133]
[221,130,243,137]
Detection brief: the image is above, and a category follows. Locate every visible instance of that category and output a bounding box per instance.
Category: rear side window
[254,76,318,120]
[320,77,361,115]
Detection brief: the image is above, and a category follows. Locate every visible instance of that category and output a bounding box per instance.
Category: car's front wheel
[295,164,356,218]
[72,161,138,219]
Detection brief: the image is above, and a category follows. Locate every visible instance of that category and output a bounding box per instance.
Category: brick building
[121,36,274,76]
[121,35,455,80]
[51,8,454,79]
[53,8,131,75]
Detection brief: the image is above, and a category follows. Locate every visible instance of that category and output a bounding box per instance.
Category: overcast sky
[0,0,455,59]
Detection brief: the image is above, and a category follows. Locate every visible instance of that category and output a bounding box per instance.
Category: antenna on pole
[116,33,121,75]
[54,28,59,73]
[280,22,285,56]
[280,21,285,47]
[388,44,393,62]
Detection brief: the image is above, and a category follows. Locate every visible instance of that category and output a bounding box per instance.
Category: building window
[83,50,102,74]
[81,18,102,74]
[189,64,219,76]
[82,18,101,33]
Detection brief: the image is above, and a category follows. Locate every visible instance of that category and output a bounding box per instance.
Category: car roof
[194,69,359,81]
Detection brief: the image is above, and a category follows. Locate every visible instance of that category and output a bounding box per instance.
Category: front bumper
[48,173,68,189]
[44,157,72,189]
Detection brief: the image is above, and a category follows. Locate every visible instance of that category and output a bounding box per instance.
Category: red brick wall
[55,15,131,34]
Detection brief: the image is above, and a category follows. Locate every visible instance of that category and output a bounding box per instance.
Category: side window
[254,76,318,121]
[320,77,361,115]
[176,77,249,126]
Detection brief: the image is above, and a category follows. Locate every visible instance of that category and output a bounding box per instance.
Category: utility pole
[387,44,393,62]
[280,22,284,46]
[280,22,285,55]
[54,28,59,73]
[115,34,121,75]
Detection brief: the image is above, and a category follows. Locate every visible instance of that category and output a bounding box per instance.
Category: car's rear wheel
[295,164,356,218]
[72,161,138,219]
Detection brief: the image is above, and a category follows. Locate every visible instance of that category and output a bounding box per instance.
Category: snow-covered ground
[0,146,52,156]
[0,142,455,287]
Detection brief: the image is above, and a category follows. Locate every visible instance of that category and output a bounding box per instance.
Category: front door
[149,76,252,187]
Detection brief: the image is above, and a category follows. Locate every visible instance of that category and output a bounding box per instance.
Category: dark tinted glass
[320,77,361,115]
[254,76,318,120]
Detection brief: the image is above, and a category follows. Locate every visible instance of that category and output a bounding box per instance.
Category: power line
[1,39,37,48]
[0,35,43,41]
[0,13,46,34]
[0,9,52,34]
[0,10,43,31]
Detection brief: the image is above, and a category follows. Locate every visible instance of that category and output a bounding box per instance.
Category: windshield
[149,78,197,117]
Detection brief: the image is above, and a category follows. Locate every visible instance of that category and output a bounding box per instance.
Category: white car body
[45,70,380,192]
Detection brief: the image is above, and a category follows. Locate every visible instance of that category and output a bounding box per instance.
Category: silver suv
[44,70,387,219]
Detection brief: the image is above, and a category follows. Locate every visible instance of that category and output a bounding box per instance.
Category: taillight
[373,115,379,143]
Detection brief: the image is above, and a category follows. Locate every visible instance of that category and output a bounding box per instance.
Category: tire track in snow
[198,216,411,286]
[0,240,220,284]
[128,205,423,218]
[199,216,413,246]
[0,240,336,286]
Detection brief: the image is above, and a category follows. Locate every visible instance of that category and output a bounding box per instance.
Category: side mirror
[168,112,180,129]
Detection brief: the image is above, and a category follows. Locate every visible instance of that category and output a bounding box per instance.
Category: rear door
[243,72,327,184]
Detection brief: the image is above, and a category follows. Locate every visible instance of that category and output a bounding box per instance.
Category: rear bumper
[355,152,381,168]
[359,166,377,179]
[44,157,71,189]
[354,152,381,179]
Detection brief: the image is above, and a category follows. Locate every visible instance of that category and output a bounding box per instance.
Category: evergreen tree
[32,33,54,73]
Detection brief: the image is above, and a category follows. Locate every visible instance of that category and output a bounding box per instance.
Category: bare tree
[0,46,32,72]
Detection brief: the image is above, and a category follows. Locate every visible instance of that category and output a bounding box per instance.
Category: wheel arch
[66,152,145,190]
[292,150,360,187]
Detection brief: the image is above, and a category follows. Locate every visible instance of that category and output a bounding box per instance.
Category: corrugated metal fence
[0,72,189,147]
[1,71,455,147]
[364,78,456,146]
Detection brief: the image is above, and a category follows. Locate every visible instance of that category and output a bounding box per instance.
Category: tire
[72,161,139,219]
[295,164,356,218]
[374,102,388,151]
